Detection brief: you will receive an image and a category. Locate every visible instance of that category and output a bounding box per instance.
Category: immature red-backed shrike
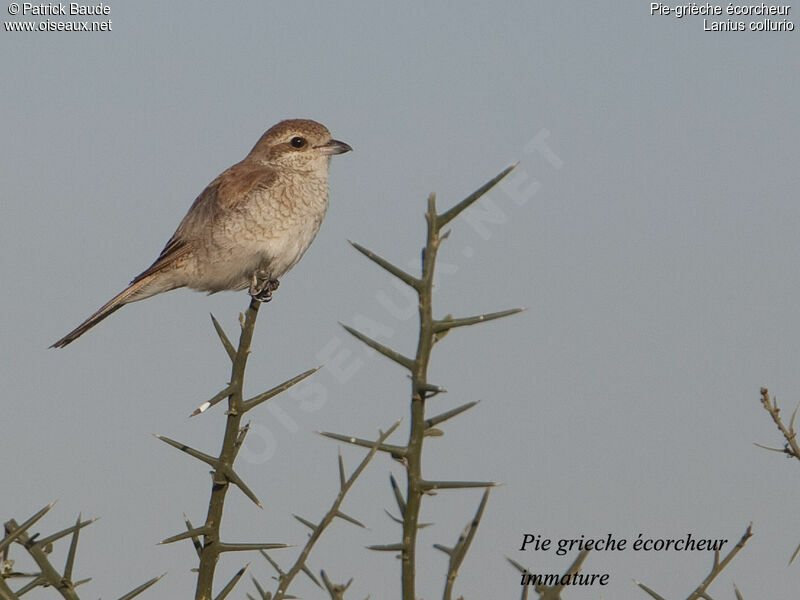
[52,119,351,348]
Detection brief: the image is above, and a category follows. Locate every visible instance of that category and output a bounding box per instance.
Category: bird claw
[249,271,279,302]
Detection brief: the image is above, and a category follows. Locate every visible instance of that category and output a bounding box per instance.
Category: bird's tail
[51,277,155,348]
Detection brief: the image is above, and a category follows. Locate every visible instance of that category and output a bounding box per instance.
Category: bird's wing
[130,162,278,285]
[214,161,279,211]
[129,236,190,285]
[127,183,220,286]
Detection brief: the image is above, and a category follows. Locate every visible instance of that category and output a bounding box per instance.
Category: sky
[2,2,799,598]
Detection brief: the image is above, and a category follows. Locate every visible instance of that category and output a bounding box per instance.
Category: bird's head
[249,119,352,173]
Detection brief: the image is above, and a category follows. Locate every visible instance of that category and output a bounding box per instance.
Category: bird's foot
[250,271,280,303]
[254,279,279,302]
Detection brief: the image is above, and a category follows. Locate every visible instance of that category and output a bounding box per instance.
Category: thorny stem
[635,524,753,600]
[2,506,163,599]
[759,387,800,461]
[396,167,519,599]
[402,195,441,600]
[758,387,800,565]
[686,524,753,600]
[3,520,80,600]
[341,166,517,598]
[195,298,261,600]
[273,422,400,600]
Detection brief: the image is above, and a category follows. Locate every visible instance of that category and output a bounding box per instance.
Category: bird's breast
[239,175,329,276]
[182,172,330,293]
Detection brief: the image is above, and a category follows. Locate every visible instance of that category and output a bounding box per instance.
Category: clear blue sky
[2,2,799,598]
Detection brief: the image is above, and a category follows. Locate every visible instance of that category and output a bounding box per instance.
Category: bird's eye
[290,136,307,149]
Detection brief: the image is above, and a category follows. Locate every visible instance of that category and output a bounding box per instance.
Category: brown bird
[52,119,351,348]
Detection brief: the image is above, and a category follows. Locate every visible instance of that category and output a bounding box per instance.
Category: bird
[52,119,351,348]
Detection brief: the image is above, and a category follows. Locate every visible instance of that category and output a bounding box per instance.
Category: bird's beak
[316,139,352,155]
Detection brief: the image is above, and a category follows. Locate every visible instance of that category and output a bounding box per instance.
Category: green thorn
[217,543,288,553]
[340,323,414,370]
[33,517,99,550]
[301,564,322,588]
[389,475,406,515]
[242,366,321,413]
[432,307,526,334]
[446,489,490,577]
[210,313,236,361]
[213,563,249,600]
[115,573,167,600]
[318,430,407,458]
[183,513,203,558]
[348,240,421,289]
[250,575,268,599]
[436,163,518,230]
[505,556,528,573]
[63,513,81,581]
[634,580,669,600]
[337,451,346,491]
[258,550,285,577]
[293,514,317,531]
[426,401,479,429]
[190,384,235,417]
[367,543,405,552]
[335,510,366,529]
[433,543,454,556]
[220,464,262,508]
[153,434,217,468]
[158,526,210,545]
[421,479,499,491]
[0,502,56,554]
